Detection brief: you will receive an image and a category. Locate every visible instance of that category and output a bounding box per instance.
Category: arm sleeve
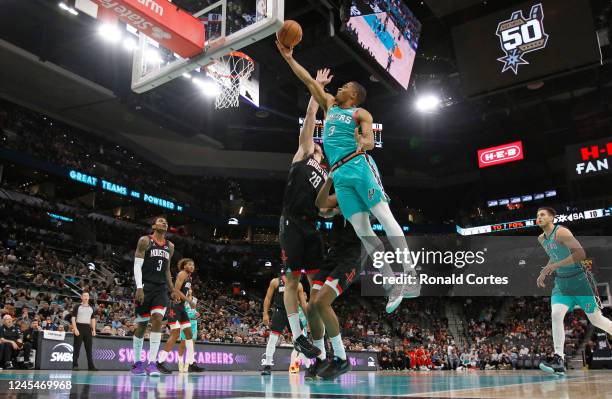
[134,257,144,288]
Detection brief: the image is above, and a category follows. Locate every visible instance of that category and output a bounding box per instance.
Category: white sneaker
[386,284,404,313]
[386,277,421,313]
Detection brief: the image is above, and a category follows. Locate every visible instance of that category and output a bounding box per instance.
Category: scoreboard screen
[298,118,383,148]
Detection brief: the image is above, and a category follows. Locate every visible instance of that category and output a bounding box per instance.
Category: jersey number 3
[309,172,322,189]
[157,260,163,271]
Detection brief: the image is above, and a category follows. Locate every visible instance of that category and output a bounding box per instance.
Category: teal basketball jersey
[323,104,360,166]
[541,225,582,277]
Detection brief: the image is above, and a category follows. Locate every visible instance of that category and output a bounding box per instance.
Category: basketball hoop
[206,51,255,109]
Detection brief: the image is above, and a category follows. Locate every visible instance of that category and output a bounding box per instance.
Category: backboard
[131,0,283,93]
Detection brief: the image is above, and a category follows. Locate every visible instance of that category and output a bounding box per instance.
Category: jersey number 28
[309,172,322,189]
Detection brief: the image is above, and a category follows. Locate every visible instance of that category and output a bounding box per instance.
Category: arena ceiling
[1,0,612,186]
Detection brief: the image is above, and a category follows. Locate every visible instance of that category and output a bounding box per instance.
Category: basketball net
[206,51,255,109]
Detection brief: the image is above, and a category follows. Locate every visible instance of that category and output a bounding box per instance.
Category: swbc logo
[496,3,549,75]
[50,343,73,363]
[368,356,376,367]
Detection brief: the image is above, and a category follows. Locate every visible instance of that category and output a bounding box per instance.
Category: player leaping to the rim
[276,41,419,314]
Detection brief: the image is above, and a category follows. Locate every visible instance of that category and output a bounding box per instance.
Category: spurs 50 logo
[496,3,549,75]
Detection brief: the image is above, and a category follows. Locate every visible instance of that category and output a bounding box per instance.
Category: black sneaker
[260,365,271,376]
[71,366,79,371]
[539,354,566,374]
[305,358,326,381]
[156,362,173,375]
[188,363,205,373]
[317,356,351,380]
[88,367,99,372]
[5,362,14,370]
[293,335,321,358]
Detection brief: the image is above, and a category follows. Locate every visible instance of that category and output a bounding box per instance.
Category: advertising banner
[37,335,378,371]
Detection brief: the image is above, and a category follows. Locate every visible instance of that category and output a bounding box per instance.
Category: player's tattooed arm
[276,41,335,111]
[134,236,149,303]
[355,109,375,151]
[135,235,149,259]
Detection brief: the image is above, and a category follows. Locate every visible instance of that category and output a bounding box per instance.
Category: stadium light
[415,94,441,113]
[192,78,221,97]
[145,49,162,64]
[98,23,122,43]
[123,38,137,51]
[58,2,79,15]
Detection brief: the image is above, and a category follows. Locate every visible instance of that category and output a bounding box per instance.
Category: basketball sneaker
[289,360,300,374]
[293,335,321,358]
[304,358,326,381]
[156,362,172,374]
[317,356,351,380]
[131,361,146,375]
[261,365,272,376]
[188,363,205,373]
[539,354,566,374]
[386,274,421,314]
[145,362,161,377]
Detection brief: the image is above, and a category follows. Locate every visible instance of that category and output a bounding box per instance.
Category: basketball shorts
[279,215,324,275]
[270,307,306,336]
[179,320,197,341]
[167,302,191,329]
[551,272,599,314]
[134,285,168,321]
[331,154,388,219]
[311,261,359,297]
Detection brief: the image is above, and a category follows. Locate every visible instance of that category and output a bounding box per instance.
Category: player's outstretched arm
[293,69,334,163]
[276,41,334,111]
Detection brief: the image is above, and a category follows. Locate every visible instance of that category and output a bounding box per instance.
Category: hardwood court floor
[0,369,609,398]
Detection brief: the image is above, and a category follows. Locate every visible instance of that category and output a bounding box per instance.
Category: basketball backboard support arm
[131,0,284,93]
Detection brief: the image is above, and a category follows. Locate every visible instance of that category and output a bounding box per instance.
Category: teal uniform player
[540,225,599,313]
[535,207,612,375]
[179,303,197,342]
[323,105,388,219]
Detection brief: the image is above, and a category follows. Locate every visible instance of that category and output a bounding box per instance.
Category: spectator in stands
[0,314,21,369]
[42,316,57,331]
[6,250,17,263]
[33,274,44,285]
[17,307,31,323]
[37,302,50,319]
[18,320,34,369]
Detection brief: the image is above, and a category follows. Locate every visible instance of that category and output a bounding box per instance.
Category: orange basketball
[277,20,302,49]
